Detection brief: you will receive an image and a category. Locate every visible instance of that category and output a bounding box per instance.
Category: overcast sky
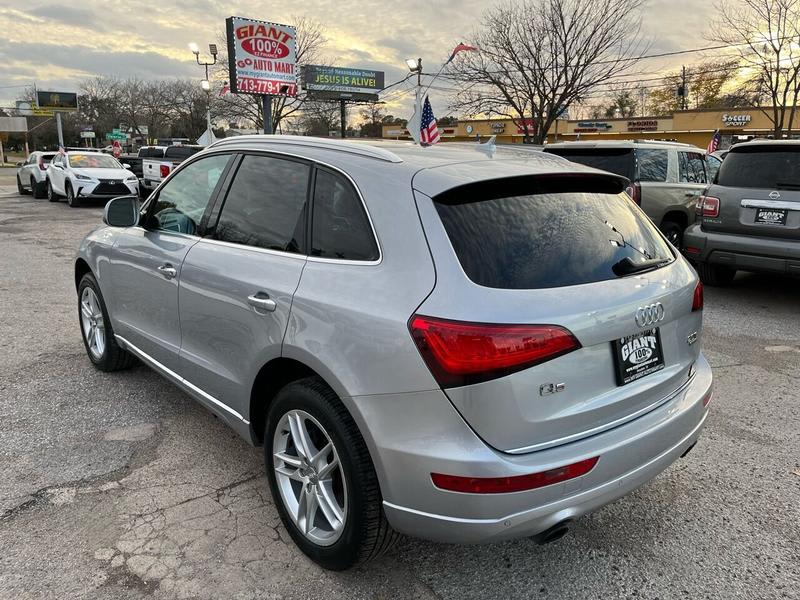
[0,0,718,119]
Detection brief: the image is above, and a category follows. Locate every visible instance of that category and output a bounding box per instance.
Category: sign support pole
[262,95,273,134]
[55,112,64,147]
[340,100,346,139]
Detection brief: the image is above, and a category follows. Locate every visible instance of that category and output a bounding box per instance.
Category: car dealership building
[382,107,800,148]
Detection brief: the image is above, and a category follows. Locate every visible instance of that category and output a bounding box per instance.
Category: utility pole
[340,100,346,139]
[640,87,646,117]
[680,65,687,110]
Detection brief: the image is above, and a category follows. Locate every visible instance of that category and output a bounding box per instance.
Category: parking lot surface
[1,167,798,599]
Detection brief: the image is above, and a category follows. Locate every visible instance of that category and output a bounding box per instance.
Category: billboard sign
[304,66,384,95]
[226,16,297,96]
[36,91,78,111]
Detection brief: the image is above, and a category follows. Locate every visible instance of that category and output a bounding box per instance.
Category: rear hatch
[412,168,702,453]
[701,143,800,239]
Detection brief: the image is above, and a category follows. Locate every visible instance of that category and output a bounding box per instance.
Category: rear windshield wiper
[612,256,671,276]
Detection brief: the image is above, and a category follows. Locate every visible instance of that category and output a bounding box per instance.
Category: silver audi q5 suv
[75,136,712,570]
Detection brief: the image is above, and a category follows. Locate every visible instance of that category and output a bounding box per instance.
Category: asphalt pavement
[0,166,798,599]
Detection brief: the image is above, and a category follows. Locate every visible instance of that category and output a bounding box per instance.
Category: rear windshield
[717,146,800,190]
[139,147,164,158]
[434,179,674,289]
[165,146,202,160]
[544,148,635,181]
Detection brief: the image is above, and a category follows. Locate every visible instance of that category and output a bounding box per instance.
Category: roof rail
[209,134,403,163]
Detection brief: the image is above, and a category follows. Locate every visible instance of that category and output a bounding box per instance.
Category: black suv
[684,140,800,285]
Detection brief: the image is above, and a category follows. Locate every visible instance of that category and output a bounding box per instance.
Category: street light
[189,42,218,139]
[406,57,422,86]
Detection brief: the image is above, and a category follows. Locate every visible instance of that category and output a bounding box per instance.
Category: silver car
[75,136,712,570]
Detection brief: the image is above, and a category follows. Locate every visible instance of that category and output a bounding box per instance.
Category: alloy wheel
[80,287,106,359]
[273,409,347,546]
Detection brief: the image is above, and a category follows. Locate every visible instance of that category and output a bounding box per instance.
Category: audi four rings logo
[635,303,665,327]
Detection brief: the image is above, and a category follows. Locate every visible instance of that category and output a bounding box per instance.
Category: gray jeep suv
[75,136,712,570]
[545,140,710,247]
[684,140,800,285]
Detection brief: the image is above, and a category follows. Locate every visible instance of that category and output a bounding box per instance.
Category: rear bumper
[684,223,800,275]
[346,354,712,544]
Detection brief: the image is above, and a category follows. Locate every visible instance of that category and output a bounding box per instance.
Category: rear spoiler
[433,172,629,206]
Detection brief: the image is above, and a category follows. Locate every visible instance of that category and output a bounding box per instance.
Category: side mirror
[16,162,24,167]
[103,195,139,227]
[122,163,131,169]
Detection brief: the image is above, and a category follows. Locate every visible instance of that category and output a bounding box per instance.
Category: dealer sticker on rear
[613,328,665,385]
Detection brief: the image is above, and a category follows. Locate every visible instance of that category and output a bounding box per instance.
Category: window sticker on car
[754,208,787,225]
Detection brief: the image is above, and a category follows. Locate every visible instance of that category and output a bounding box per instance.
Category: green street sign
[112,128,122,134]
[106,133,127,140]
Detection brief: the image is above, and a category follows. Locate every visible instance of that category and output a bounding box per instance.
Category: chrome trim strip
[741,199,799,211]
[114,334,249,424]
[196,237,307,261]
[505,372,696,455]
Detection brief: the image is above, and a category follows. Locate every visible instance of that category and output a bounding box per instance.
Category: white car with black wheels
[46,151,139,207]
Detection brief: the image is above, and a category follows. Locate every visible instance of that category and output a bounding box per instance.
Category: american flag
[706,129,721,155]
[420,96,441,146]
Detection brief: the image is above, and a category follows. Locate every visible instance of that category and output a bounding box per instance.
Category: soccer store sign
[721,113,752,127]
[226,16,297,96]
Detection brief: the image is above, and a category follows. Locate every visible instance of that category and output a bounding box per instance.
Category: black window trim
[202,148,382,265]
[140,150,238,238]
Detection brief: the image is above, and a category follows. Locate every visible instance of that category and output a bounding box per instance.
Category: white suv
[46,151,139,207]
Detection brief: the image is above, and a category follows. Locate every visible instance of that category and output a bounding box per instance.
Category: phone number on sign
[237,78,297,95]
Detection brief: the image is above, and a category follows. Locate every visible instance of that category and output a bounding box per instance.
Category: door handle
[248,293,277,312]
[157,264,177,279]
[684,191,697,197]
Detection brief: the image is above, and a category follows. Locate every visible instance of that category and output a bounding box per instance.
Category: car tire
[660,221,684,248]
[17,175,30,195]
[66,182,80,207]
[264,377,399,571]
[696,262,736,286]
[78,272,136,371]
[32,177,46,199]
[47,180,60,202]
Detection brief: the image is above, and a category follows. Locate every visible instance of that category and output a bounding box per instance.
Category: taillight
[409,315,581,387]
[695,195,719,218]
[692,281,703,311]
[624,182,641,206]
[160,164,171,178]
[431,457,599,494]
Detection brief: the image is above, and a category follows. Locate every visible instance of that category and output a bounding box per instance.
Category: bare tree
[359,102,386,137]
[712,0,800,137]
[603,88,639,118]
[213,16,327,132]
[446,0,647,143]
[645,59,750,115]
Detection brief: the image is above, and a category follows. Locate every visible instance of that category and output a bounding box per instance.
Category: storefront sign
[721,114,751,126]
[226,16,297,96]
[490,122,506,132]
[577,121,612,130]
[516,119,536,134]
[627,119,658,132]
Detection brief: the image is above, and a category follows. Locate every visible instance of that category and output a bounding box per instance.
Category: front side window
[678,152,707,183]
[312,169,378,261]
[637,149,668,182]
[149,154,230,235]
[214,155,310,253]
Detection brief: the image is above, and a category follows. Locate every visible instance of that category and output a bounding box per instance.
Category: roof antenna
[476,135,496,158]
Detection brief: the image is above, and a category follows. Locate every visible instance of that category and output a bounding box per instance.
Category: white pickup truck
[141,145,204,192]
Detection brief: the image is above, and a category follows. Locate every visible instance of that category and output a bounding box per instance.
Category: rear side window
[717,146,800,190]
[544,148,635,180]
[165,146,202,160]
[678,151,706,183]
[215,155,310,253]
[433,179,674,289]
[637,149,669,182]
[311,169,378,261]
[139,147,164,158]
